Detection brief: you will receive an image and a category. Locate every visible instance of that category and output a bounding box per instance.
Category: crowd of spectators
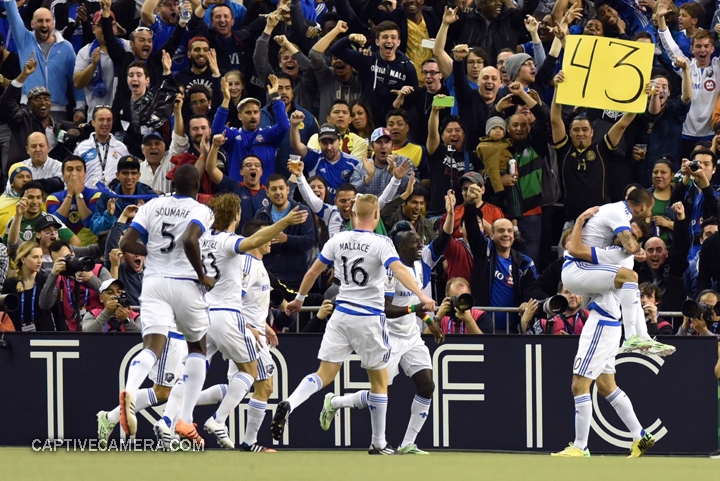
[0,0,719,339]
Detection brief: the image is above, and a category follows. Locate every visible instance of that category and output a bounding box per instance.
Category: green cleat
[646,339,676,357]
[96,411,116,448]
[397,443,429,454]
[629,432,655,458]
[622,334,654,353]
[319,393,338,431]
[551,443,590,457]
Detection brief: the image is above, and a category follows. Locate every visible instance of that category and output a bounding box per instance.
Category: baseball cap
[460,172,484,186]
[92,10,116,24]
[237,97,261,111]
[116,155,141,172]
[100,278,125,294]
[318,123,340,141]
[370,127,391,143]
[27,86,51,101]
[142,131,164,144]
[188,36,210,48]
[35,214,62,232]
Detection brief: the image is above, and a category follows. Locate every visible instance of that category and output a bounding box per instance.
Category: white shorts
[140,277,210,342]
[148,331,188,387]
[206,309,258,365]
[572,310,622,380]
[317,308,391,371]
[386,334,432,385]
[561,259,618,298]
[227,336,276,381]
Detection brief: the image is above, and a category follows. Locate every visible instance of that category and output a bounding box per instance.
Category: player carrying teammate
[270,194,435,455]
[317,191,455,454]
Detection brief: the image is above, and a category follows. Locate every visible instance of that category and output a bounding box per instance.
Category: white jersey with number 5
[200,230,246,310]
[130,195,215,279]
[581,201,632,249]
[241,254,271,331]
[318,230,401,311]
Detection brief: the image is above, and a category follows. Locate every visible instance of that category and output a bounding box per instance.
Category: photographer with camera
[82,279,140,332]
[519,283,587,335]
[434,277,493,334]
[677,289,720,337]
[639,283,674,336]
[38,239,111,331]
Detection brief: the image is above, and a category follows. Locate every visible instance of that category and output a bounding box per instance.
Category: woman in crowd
[224,70,247,129]
[649,157,677,246]
[349,99,374,141]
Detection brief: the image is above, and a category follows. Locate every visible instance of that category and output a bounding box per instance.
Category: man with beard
[308,100,366,159]
[452,46,500,152]
[175,37,221,98]
[381,180,436,245]
[141,0,189,73]
[330,21,419,127]
[350,127,412,198]
[74,106,129,188]
[259,73,318,178]
[139,132,174,194]
[5,2,85,123]
[206,134,269,232]
[308,21,362,123]
[104,204,144,305]
[99,0,186,110]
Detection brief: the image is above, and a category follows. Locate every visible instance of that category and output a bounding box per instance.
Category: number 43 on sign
[557,35,654,113]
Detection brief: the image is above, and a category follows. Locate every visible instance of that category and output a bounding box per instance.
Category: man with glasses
[73,105,129,187]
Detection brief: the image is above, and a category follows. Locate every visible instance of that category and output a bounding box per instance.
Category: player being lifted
[115,165,215,444]
[270,194,435,455]
[554,205,668,457]
[318,191,455,454]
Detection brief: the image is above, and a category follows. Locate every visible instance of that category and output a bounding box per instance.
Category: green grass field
[3,448,720,481]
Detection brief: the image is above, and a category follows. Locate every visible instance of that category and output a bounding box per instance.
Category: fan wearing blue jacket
[329,20,418,128]
[4,0,85,122]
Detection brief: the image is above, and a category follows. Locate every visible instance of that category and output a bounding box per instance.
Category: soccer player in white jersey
[553,207,660,458]
[318,191,455,454]
[114,165,217,445]
[270,194,436,455]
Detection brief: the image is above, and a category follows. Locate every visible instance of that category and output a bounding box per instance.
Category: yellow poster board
[557,35,654,113]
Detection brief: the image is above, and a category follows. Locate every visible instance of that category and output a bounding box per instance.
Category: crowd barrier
[0,332,717,454]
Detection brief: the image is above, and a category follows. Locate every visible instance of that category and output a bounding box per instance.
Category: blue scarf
[89,40,107,98]
[95,182,159,201]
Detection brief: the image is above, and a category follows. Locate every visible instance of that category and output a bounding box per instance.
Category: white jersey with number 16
[130,195,215,279]
[318,229,401,311]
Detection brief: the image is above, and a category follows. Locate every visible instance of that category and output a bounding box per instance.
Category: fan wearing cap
[46,155,101,246]
[82,278,140,332]
[4,1,86,123]
[213,74,289,185]
[307,100,367,160]
[73,10,130,117]
[349,126,412,198]
[259,73,319,178]
[5,182,79,254]
[439,171,504,239]
[289,117,359,202]
[89,154,156,235]
[73,106,129,187]
[139,131,174,194]
[475,116,521,216]
[0,163,31,237]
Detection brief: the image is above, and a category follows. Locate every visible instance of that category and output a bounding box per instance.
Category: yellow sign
[557,35,654,113]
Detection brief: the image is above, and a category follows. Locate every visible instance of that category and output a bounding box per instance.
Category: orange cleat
[119,390,137,436]
[175,419,205,447]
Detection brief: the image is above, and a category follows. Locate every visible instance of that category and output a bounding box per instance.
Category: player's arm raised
[388,260,435,311]
[182,223,216,290]
[566,206,599,261]
[238,207,308,252]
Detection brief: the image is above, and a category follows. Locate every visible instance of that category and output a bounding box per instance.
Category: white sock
[162,380,184,428]
[107,406,121,424]
[635,297,651,340]
[573,394,592,450]
[214,371,254,424]
[198,384,227,405]
[606,388,644,441]
[331,390,369,409]
[178,353,207,424]
[135,388,157,412]
[401,395,431,448]
[125,349,157,394]
[367,392,388,449]
[620,283,638,338]
[243,398,267,446]
[287,373,323,412]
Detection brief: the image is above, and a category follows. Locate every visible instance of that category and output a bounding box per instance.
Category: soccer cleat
[175,419,205,447]
[622,334,654,353]
[319,393,338,431]
[118,390,137,436]
[710,450,720,459]
[96,411,116,447]
[628,432,655,458]
[397,443,429,454]
[368,444,396,455]
[551,443,590,457]
[240,442,277,453]
[154,419,175,451]
[204,417,234,449]
[645,339,676,357]
[270,401,290,441]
